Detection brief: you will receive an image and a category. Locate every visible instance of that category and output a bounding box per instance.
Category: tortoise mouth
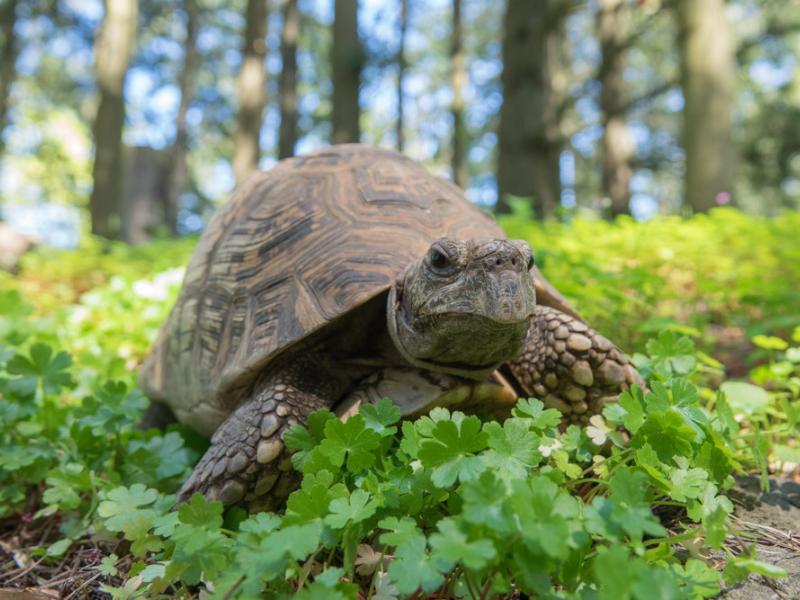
[387,283,530,380]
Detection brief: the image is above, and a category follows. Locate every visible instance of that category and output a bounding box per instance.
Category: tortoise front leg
[177,354,345,509]
[508,306,641,424]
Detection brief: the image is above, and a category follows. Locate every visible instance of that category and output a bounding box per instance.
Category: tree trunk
[165,0,199,234]
[495,0,567,218]
[450,0,468,188]
[396,0,407,152]
[121,146,168,244]
[232,0,268,185]
[0,0,18,161]
[331,0,361,144]
[598,0,634,218]
[278,0,300,159]
[89,0,138,239]
[677,0,736,212]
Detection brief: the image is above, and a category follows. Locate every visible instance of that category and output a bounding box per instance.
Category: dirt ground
[719,476,800,599]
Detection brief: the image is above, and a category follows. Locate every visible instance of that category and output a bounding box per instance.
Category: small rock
[544,373,559,389]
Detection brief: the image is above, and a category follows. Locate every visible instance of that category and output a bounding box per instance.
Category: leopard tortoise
[139,144,639,509]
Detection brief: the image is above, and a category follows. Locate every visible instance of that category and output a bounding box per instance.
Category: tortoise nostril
[495,258,501,266]
[511,258,517,266]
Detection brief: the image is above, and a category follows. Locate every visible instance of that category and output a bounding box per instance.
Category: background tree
[450,0,467,189]
[88,0,139,239]
[0,0,18,163]
[278,0,300,159]
[396,0,407,152]
[232,0,268,185]
[165,0,199,234]
[4,0,800,247]
[331,0,361,144]
[598,0,634,217]
[677,0,736,212]
[496,0,568,217]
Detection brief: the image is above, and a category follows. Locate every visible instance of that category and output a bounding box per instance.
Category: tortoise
[139,144,639,509]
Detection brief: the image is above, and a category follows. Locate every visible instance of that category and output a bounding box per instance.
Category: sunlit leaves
[417,413,488,487]
[6,343,73,398]
[318,414,382,472]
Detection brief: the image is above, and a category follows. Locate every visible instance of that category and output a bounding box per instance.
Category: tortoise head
[387,238,537,380]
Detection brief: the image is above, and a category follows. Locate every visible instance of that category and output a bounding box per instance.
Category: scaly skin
[508,306,642,425]
[176,353,345,509]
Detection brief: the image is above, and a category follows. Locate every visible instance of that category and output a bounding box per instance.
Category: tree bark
[396,0,407,152]
[331,0,361,144]
[496,0,567,218]
[165,0,199,234]
[232,0,268,185]
[598,0,634,217]
[89,0,138,239]
[677,0,736,212]
[278,0,300,159]
[0,0,18,161]
[121,146,168,244]
[450,0,468,188]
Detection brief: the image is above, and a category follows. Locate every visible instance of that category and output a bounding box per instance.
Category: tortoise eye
[527,254,535,270]
[428,248,450,271]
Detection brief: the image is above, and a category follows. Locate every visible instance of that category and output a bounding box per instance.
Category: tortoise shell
[139,145,573,434]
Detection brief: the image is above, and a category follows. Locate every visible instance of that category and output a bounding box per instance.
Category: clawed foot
[177,395,299,508]
[510,306,642,424]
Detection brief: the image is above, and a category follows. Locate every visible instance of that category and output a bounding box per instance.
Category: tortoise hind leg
[177,354,346,509]
[508,306,642,424]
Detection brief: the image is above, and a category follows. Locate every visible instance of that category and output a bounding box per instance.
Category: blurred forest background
[0,0,799,247]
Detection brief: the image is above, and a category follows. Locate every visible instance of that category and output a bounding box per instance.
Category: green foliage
[1,212,799,597]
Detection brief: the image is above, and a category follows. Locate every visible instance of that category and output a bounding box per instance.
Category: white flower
[586,414,610,446]
[538,438,562,457]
